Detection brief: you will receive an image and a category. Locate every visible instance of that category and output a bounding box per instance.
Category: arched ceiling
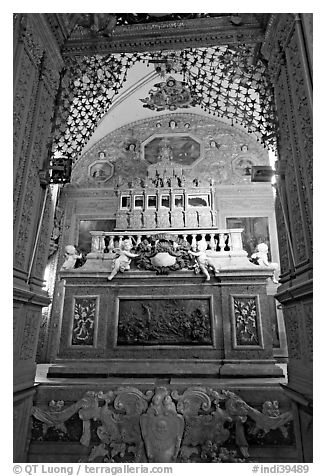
[43,13,277,177]
[81,59,250,155]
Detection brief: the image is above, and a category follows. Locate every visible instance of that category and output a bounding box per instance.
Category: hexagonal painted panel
[231,155,256,177]
[143,134,201,166]
[88,160,114,181]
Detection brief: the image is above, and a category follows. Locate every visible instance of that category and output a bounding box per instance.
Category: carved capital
[261,14,295,80]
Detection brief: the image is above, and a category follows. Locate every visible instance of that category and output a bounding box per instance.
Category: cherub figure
[262,401,280,418]
[189,239,212,281]
[250,243,279,283]
[60,245,82,270]
[107,239,139,281]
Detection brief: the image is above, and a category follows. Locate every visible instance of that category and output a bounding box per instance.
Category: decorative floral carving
[286,162,307,264]
[72,298,97,346]
[19,309,40,360]
[233,297,260,346]
[285,32,313,252]
[275,192,290,275]
[303,301,313,362]
[31,386,293,463]
[283,305,302,360]
[14,48,59,274]
[274,65,308,270]
[13,52,39,235]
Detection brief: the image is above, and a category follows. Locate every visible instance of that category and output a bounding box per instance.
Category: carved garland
[134,235,194,275]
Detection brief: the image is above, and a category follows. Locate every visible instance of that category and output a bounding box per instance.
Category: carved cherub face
[197,240,207,252]
[257,243,268,253]
[121,240,133,251]
[65,245,77,256]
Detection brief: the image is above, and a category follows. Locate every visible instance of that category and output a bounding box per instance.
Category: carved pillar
[13,13,64,462]
[261,13,313,462]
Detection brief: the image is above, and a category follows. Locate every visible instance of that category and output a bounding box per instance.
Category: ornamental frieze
[31,386,293,463]
[62,15,266,57]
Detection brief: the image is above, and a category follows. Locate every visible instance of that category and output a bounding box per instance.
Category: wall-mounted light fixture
[250,165,275,182]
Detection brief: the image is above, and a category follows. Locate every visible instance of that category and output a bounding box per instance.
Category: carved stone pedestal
[46,265,283,381]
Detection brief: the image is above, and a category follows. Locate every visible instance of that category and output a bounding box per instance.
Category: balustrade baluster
[209,233,217,250]
[95,235,99,251]
[108,235,114,253]
[99,235,105,252]
[219,233,226,251]
[90,235,96,252]
[118,236,123,248]
[191,234,197,251]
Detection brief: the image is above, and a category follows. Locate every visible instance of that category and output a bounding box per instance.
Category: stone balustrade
[89,228,245,254]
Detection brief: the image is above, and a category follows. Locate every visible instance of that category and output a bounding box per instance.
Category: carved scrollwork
[171,387,212,415]
[113,387,153,415]
[31,386,294,463]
